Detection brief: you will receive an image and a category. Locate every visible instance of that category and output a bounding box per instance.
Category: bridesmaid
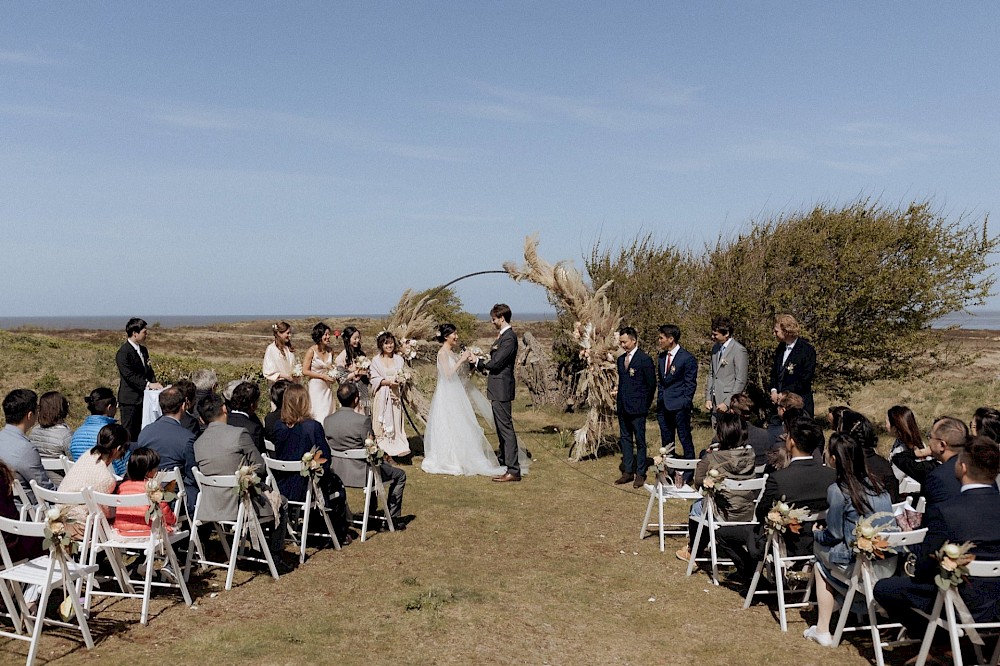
[334,326,371,414]
[302,322,337,421]
[369,331,410,458]
[263,321,297,386]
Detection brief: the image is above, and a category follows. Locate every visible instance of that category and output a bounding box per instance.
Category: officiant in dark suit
[655,324,698,465]
[615,326,656,488]
[475,303,521,483]
[769,314,816,417]
[116,317,163,442]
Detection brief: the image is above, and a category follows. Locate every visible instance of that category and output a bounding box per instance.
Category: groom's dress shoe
[614,473,635,485]
[492,472,521,483]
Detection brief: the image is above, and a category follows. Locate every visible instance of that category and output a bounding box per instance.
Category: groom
[473,303,521,483]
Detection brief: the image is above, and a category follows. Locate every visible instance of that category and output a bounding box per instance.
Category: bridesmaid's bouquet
[355,356,371,371]
[400,338,417,361]
[396,369,412,385]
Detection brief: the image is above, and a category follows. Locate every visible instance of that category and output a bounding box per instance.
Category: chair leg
[165,541,193,607]
[943,600,964,666]
[832,579,858,647]
[743,559,766,609]
[686,518,704,577]
[361,473,373,541]
[300,492,311,564]
[26,559,58,666]
[140,542,155,625]
[657,489,665,552]
[641,490,655,540]
[225,515,243,591]
[0,578,24,634]
[251,513,280,580]
[775,557,789,632]
[316,498,341,550]
[63,561,94,649]
[915,593,944,666]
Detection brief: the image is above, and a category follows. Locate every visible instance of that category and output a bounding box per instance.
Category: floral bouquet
[651,447,670,481]
[764,499,810,535]
[43,505,79,557]
[400,338,417,362]
[299,446,327,479]
[364,436,384,467]
[144,477,178,525]
[292,362,303,379]
[396,369,412,386]
[232,459,263,500]
[700,468,724,499]
[851,512,896,560]
[468,346,487,364]
[355,356,371,371]
[934,541,976,591]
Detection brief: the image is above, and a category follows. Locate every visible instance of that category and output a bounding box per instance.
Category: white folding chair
[328,449,394,542]
[60,456,74,475]
[185,466,280,590]
[914,559,1000,666]
[898,476,922,495]
[686,476,767,585]
[262,454,341,563]
[0,516,98,666]
[83,488,192,625]
[831,528,928,666]
[39,458,65,481]
[754,463,767,477]
[154,467,194,540]
[264,439,276,453]
[742,512,823,632]
[10,480,35,521]
[639,457,699,552]
[27,481,96,565]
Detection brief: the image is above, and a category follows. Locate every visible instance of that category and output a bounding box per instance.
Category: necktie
[665,352,672,374]
[625,352,631,370]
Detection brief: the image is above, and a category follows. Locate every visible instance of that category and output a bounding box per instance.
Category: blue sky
[2,3,998,316]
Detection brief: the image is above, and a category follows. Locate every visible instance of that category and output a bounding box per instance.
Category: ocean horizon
[0,309,995,331]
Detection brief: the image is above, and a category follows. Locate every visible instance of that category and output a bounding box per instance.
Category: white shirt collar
[498,324,511,337]
[789,455,813,462]
[128,339,142,355]
[961,483,993,492]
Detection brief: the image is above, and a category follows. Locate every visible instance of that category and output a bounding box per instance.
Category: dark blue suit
[875,485,1000,636]
[924,456,962,509]
[136,414,198,507]
[770,337,816,416]
[656,347,698,460]
[616,348,656,476]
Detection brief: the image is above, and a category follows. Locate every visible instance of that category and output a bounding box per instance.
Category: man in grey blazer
[473,303,521,483]
[194,393,284,551]
[324,383,406,523]
[0,389,55,505]
[704,316,749,417]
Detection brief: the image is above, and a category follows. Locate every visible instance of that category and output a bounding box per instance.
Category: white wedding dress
[421,348,531,476]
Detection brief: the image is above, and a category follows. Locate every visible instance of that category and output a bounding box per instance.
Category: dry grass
[2,323,997,664]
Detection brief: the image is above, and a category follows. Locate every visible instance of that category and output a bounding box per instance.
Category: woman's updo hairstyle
[435,323,457,343]
[84,387,116,415]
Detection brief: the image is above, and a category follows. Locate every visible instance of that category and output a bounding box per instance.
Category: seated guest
[113,447,177,536]
[765,392,805,456]
[174,378,202,436]
[137,386,198,507]
[676,411,756,562]
[227,381,266,454]
[838,410,899,502]
[0,459,43,561]
[924,416,969,509]
[804,432,895,647]
[971,406,1000,442]
[71,386,129,477]
[29,390,73,483]
[729,393,774,470]
[191,368,218,407]
[325,382,407,528]
[59,423,130,526]
[874,436,1000,638]
[263,379,291,442]
[716,410,836,582]
[0,389,55,505]
[272,384,350,541]
[826,405,851,431]
[194,393,284,552]
[887,405,936,484]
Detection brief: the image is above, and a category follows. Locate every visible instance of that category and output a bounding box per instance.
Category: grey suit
[323,409,406,519]
[193,421,274,524]
[0,424,56,504]
[705,338,749,409]
[476,327,519,476]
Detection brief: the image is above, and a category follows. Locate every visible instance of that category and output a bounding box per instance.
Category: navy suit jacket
[136,415,198,506]
[754,457,836,556]
[915,486,1000,621]
[617,348,656,416]
[770,337,816,414]
[656,347,698,411]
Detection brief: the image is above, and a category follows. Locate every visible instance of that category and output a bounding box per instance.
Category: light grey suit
[193,421,273,524]
[705,338,749,409]
[323,409,406,519]
[0,424,56,505]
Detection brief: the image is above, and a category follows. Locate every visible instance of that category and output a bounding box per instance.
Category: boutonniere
[629,368,635,377]
[491,344,498,352]
[719,358,729,368]
[786,363,795,375]
[670,366,677,375]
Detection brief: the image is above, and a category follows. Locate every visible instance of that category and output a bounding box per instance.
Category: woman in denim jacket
[804,432,894,647]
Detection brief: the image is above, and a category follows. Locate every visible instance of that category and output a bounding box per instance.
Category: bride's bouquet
[468,346,488,364]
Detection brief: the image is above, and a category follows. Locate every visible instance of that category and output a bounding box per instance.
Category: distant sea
[0,312,560,331]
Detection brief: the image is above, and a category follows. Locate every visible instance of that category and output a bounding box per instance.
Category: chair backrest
[29,480,88,513]
[264,439,275,453]
[41,457,65,473]
[87,488,153,510]
[329,448,368,460]
[723,477,766,492]
[665,457,698,471]
[10,478,35,520]
[753,463,767,476]
[967,559,1000,577]
[262,454,302,474]
[60,454,74,474]
[881,527,928,548]
[898,476,921,495]
[191,466,237,488]
[0,514,47,539]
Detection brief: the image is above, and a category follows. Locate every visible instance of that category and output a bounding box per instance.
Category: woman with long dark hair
[302,322,337,421]
[886,405,937,485]
[804,432,894,647]
[335,326,371,414]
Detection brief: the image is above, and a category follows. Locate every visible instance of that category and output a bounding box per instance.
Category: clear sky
[3,3,998,316]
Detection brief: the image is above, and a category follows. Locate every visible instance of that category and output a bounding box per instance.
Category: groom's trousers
[492,399,520,477]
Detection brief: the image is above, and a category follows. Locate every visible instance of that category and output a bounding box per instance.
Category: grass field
[0,320,994,665]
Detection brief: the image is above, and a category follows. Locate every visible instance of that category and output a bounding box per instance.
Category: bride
[421,323,530,476]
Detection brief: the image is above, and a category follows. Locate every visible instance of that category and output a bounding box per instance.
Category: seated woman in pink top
[113,447,177,536]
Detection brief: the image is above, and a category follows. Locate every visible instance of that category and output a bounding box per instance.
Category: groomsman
[614,327,657,488]
[704,316,748,416]
[769,314,816,417]
[655,324,698,464]
[116,317,163,442]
